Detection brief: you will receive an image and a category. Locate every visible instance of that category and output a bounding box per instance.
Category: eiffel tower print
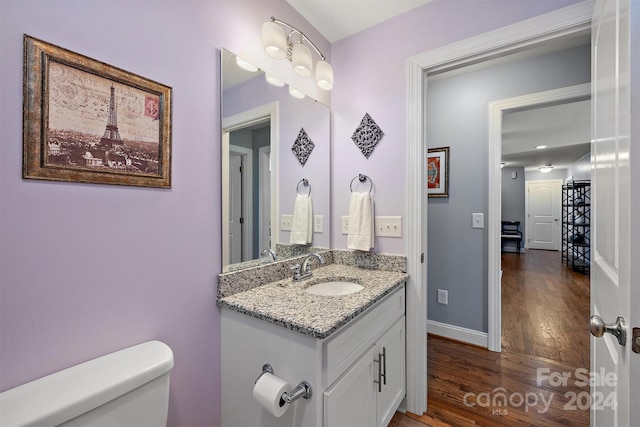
[100,85,123,148]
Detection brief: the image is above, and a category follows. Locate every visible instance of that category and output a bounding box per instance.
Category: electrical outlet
[314,215,323,233]
[341,216,349,234]
[280,214,293,231]
[437,289,448,305]
[375,216,402,237]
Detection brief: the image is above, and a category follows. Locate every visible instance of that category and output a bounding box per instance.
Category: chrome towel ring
[350,174,373,193]
[297,178,311,195]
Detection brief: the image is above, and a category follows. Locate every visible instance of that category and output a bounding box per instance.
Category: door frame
[229,145,253,262]
[489,85,590,350]
[525,179,564,251]
[258,145,271,251]
[222,102,279,267]
[406,1,594,413]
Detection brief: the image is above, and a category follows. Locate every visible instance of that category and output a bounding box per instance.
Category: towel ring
[297,178,311,195]
[350,174,373,193]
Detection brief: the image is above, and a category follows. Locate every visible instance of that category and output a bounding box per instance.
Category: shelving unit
[562,180,591,274]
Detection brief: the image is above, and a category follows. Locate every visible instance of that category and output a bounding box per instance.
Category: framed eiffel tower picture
[22,35,172,188]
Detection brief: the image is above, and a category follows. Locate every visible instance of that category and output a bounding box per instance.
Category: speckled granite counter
[217,252,408,339]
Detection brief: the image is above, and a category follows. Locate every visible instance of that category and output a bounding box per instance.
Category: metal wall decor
[291,127,315,166]
[351,113,384,159]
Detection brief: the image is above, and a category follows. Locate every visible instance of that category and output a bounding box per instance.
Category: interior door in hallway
[527,180,561,250]
[590,0,632,425]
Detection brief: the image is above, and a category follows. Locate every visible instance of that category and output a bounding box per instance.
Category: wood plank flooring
[390,250,590,427]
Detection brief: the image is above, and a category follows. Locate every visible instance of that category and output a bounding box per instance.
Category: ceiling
[502,100,591,172]
[286,0,433,42]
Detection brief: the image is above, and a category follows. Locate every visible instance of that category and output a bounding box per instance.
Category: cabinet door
[376,317,406,427]
[324,346,377,427]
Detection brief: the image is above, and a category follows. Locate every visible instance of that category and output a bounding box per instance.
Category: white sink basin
[305,281,364,296]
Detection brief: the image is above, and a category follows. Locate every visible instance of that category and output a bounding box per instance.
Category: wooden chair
[501,221,522,254]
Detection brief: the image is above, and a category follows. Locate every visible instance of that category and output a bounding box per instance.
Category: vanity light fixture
[288,86,306,99]
[235,56,259,72]
[539,165,554,173]
[265,73,285,87]
[262,16,333,91]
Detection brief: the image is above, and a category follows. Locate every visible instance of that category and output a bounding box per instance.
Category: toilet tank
[0,340,174,427]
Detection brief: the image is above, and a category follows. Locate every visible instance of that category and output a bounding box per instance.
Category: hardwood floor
[390,249,590,427]
[501,249,590,367]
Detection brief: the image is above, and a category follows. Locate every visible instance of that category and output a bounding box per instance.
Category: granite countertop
[218,263,408,339]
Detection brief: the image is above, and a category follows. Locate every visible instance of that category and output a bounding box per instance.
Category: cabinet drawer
[324,285,405,385]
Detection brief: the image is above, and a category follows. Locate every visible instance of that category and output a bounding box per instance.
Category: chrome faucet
[291,253,325,281]
[260,248,277,261]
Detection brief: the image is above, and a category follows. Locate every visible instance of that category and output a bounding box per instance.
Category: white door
[527,180,562,250]
[590,0,631,425]
[228,153,243,264]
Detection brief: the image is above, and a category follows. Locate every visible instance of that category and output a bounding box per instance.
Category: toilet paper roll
[252,373,292,417]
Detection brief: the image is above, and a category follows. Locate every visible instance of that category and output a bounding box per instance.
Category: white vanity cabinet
[323,316,405,427]
[220,284,405,427]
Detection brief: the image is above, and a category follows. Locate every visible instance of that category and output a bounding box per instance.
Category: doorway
[405,2,594,416]
[222,102,279,268]
[491,84,591,350]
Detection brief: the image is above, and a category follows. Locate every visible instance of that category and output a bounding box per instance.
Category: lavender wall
[329,0,583,255]
[0,1,328,426]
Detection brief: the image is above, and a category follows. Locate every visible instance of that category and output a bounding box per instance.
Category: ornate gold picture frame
[23,35,172,188]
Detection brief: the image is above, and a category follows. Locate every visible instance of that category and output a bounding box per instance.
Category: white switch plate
[437,289,448,305]
[341,216,349,235]
[472,213,484,229]
[314,215,323,233]
[375,216,402,237]
[281,214,293,231]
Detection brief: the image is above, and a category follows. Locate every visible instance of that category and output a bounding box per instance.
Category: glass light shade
[315,60,333,90]
[292,43,312,76]
[539,166,553,173]
[265,74,285,87]
[262,21,287,59]
[235,56,258,72]
[288,86,306,99]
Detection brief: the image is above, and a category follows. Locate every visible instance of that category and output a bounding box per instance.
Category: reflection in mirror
[221,49,330,272]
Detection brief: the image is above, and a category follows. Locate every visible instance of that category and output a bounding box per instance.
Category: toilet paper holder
[256,364,313,403]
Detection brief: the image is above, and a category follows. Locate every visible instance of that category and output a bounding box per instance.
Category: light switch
[375,216,402,237]
[472,213,484,229]
[314,215,323,233]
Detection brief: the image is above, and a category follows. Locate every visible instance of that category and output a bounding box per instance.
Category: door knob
[590,315,626,346]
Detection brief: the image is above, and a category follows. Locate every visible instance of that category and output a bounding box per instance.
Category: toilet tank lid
[0,340,174,427]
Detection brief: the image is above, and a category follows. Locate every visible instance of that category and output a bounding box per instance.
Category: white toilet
[0,340,174,427]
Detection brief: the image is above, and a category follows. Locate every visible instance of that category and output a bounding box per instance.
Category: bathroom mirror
[221,48,331,272]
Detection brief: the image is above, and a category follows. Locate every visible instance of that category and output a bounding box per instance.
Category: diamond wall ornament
[291,128,315,166]
[351,113,384,159]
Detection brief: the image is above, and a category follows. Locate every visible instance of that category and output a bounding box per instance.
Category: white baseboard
[427,320,488,348]
[501,246,525,253]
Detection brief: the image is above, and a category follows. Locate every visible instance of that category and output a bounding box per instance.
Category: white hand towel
[347,191,374,251]
[290,194,313,244]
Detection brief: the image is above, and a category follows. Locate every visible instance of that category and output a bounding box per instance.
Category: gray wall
[426,44,590,332]
[525,167,570,181]
[568,153,592,181]
[501,167,525,251]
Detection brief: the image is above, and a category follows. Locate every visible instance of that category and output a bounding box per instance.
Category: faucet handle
[290,264,302,280]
